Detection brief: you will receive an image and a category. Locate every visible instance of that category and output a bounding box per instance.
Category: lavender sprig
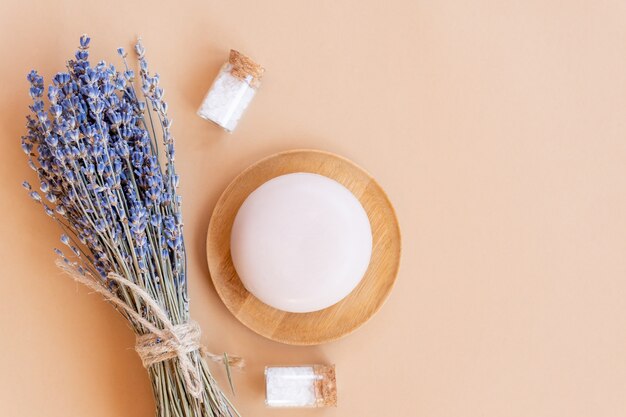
[21,35,239,417]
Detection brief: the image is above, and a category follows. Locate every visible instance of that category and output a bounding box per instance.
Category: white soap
[230,173,372,313]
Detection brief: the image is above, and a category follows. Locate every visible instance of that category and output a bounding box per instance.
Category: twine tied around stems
[56,259,244,400]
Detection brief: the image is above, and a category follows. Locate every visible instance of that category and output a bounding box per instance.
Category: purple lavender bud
[79,34,91,49]
[30,191,42,202]
[21,139,33,155]
[60,234,70,245]
[29,86,44,99]
[107,111,122,125]
[75,50,89,61]
[45,135,58,147]
[89,98,105,114]
[102,82,114,97]
[135,40,145,58]
[47,84,59,100]
[50,105,62,118]
[53,72,70,85]
[114,77,126,90]
[32,100,44,112]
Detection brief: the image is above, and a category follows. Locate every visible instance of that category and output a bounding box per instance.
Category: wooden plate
[206,149,401,345]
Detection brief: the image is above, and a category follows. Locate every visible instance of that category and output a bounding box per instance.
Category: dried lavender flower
[21,35,240,417]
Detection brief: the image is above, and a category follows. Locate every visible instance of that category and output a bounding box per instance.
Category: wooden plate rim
[206,149,402,345]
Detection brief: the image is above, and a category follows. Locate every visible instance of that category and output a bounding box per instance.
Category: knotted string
[56,259,244,400]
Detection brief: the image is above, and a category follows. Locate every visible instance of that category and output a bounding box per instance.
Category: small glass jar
[265,365,337,408]
[197,49,264,132]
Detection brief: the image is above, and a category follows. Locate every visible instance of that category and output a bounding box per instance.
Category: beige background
[1,0,626,416]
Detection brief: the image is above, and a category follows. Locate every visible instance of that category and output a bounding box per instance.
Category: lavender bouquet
[21,35,241,417]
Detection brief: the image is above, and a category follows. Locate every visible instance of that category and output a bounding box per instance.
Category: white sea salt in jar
[197,50,264,132]
[265,365,337,408]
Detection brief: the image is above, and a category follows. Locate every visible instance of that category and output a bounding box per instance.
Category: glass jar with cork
[197,49,264,132]
[264,365,337,408]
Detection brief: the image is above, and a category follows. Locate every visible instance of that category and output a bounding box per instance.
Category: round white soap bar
[230,173,372,313]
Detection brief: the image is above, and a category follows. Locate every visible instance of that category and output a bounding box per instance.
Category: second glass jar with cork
[197,49,264,132]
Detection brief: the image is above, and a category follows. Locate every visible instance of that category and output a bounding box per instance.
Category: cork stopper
[313,365,337,407]
[229,49,264,86]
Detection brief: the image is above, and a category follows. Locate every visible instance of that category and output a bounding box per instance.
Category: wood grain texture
[206,149,401,345]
